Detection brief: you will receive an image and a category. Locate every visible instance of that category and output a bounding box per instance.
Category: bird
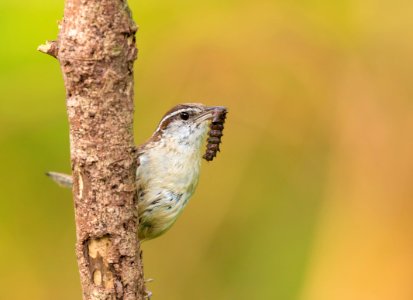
[47,103,227,241]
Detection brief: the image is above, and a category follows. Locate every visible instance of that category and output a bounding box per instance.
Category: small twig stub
[37,40,59,58]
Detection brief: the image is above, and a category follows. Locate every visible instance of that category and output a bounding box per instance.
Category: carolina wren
[48,103,227,241]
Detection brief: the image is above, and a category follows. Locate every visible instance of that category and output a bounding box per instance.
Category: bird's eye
[180,112,189,120]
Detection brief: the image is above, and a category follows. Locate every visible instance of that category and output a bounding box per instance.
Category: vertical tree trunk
[39,0,146,299]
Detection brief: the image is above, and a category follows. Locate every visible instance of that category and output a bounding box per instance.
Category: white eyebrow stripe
[155,108,200,132]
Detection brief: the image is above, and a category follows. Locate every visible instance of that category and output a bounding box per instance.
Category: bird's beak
[195,106,227,124]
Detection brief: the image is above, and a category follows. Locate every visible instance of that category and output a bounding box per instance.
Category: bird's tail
[46,171,73,188]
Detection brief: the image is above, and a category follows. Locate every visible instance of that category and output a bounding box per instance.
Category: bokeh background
[1,0,413,299]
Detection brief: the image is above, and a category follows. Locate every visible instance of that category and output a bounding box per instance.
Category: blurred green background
[1,0,413,299]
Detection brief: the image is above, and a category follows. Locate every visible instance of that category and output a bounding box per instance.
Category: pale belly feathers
[136,143,202,240]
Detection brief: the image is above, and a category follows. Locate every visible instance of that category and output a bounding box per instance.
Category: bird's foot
[144,278,154,299]
[144,290,153,299]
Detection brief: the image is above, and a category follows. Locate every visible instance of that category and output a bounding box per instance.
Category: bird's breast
[136,147,202,240]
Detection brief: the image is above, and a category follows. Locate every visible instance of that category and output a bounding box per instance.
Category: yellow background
[1,0,412,299]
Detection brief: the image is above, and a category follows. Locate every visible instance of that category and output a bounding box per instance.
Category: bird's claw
[144,290,152,299]
[144,277,154,299]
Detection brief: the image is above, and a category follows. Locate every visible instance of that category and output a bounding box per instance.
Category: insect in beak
[202,106,227,161]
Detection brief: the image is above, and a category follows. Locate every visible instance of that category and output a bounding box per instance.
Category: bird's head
[150,103,227,159]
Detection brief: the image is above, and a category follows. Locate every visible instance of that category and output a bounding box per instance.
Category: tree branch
[42,0,145,299]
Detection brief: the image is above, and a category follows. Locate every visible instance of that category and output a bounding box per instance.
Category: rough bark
[40,0,145,299]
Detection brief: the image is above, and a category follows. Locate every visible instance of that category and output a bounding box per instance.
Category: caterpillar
[203,108,227,161]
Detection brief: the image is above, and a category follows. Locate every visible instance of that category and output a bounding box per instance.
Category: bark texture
[46,0,145,299]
